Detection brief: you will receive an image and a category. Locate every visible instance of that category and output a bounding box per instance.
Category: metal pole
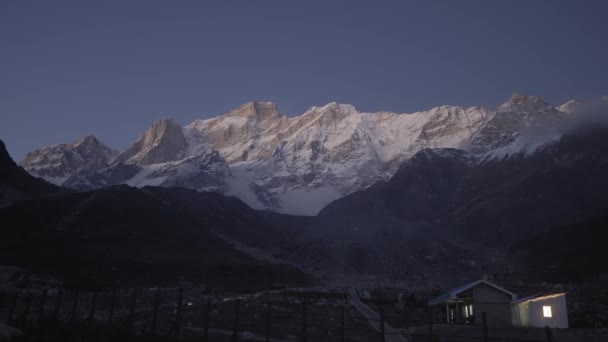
[482,312,488,342]
[127,288,137,334]
[340,305,345,342]
[231,299,240,342]
[203,298,211,342]
[107,288,116,333]
[69,291,79,323]
[38,289,48,323]
[88,292,97,322]
[379,307,385,342]
[301,302,307,342]
[265,302,272,342]
[6,293,17,325]
[174,288,183,339]
[53,289,63,319]
[20,292,32,330]
[545,326,552,342]
[150,289,160,336]
[429,310,433,340]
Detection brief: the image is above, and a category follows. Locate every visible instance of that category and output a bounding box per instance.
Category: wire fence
[1,288,605,342]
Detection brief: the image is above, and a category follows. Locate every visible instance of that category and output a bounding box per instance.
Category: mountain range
[2,92,608,289]
[20,93,606,215]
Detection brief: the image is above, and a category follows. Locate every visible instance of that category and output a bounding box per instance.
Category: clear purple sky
[2,0,607,160]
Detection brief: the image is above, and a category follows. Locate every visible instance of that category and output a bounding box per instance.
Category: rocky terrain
[0,138,310,291]
[0,139,60,207]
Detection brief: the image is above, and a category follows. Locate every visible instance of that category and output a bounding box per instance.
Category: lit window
[543,306,552,318]
[464,304,474,317]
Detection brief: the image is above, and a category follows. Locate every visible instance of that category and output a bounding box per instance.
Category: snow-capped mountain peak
[19,134,117,184]
[556,100,578,114]
[74,134,101,147]
[499,92,553,112]
[115,117,187,165]
[21,94,584,215]
[224,101,281,120]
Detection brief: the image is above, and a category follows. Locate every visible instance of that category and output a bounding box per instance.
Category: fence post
[150,289,160,336]
[88,292,97,322]
[107,288,116,334]
[16,292,32,330]
[545,326,552,342]
[265,302,272,342]
[6,293,17,326]
[428,310,434,341]
[340,305,345,342]
[301,302,307,342]
[482,312,488,342]
[126,288,137,334]
[70,291,79,323]
[379,307,385,342]
[203,298,211,342]
[38,289,48,324]
[53,289,63,319]
[174,288,183,339]
[231,299,241,342]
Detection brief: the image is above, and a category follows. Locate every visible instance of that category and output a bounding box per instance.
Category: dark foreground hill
[511,213,608,282]
[0,185,311,291]
[0,138,60,207]
[320,126,608,247]
[0,138,310,291]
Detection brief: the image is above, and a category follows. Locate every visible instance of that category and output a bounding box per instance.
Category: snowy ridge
[19,135,117,184]
[20,93,605,215]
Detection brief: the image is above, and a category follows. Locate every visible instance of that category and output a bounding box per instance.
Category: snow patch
[275,186,342,216]
[225,165,265,210]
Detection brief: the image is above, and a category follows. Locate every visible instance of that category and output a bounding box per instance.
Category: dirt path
[347,287,408,342]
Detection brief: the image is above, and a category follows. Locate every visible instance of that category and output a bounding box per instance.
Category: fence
[1,288,606,342]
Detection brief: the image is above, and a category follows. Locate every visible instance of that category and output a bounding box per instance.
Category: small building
[512,292,569,328]
[429,279,517,327]
[429,280,569,329]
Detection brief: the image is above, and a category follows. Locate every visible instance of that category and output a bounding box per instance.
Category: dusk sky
[2,1,608,160]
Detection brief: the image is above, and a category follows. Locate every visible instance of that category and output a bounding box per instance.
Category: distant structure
[429,279,569,329]
[428,279,517,327]
[512,293,569,328]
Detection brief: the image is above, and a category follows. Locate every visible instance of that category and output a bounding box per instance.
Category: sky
[1,1,608,161]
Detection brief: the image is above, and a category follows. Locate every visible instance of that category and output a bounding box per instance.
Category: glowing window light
[543,306,552,318]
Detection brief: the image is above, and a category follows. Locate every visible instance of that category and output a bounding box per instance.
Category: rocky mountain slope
[19,93,605,215]
[511,213,608,283]
[19,135,117,185]
[320,126,608,247]
[3,124,608,287]
[0,138,60,207]
[0,185,311,291]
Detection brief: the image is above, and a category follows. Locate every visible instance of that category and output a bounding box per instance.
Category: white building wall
[515,294,568,328]
[512,302,531,327]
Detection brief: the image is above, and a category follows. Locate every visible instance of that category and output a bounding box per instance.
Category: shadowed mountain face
[0,185,311,291]
[0,138,60,207]
[319,126,608,248]
[2,125,608,287]
[511,214,608,282]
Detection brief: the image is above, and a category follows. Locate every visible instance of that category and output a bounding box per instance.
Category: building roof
[511,292,566,304]
[429,279,518,306]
